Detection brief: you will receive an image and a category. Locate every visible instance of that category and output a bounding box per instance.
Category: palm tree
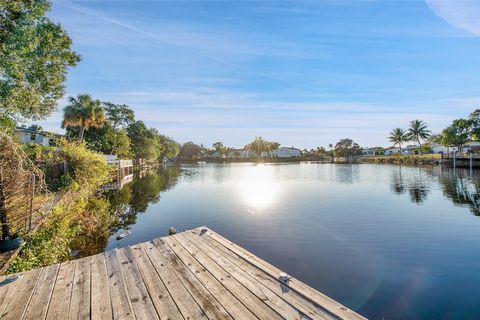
[389,128,408,154]
[62,94,106,142]
[245,136,269,159]
[407,119,431,148]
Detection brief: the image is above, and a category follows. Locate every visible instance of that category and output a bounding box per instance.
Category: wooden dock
[0,227,366,320]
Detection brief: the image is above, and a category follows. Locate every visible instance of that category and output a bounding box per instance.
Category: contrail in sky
[53,0,329,97]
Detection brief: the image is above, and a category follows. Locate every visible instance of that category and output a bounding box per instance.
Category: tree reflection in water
[390,166,431,204]
[391,165,480,215]
[436,167,480,216]
[106,165,181,233]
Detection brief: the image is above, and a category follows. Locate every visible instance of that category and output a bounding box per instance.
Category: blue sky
[37,0,480,148]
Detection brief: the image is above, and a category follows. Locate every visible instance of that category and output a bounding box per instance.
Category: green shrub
[7,141,115,273]
[59,140,114,192]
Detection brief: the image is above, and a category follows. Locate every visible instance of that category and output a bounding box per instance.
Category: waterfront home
[270,147,302,158]
[462,142,480,153]
[14,127,56,146]
[227,149,254,158]
[430,144,458,154]
[361,147,384,157]
[224,147,301,158]
[384,146,414,155]
[205,150,224,159]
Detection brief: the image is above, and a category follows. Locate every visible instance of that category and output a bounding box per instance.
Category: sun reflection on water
[238,165,281,210]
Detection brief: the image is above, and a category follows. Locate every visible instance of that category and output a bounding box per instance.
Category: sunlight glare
[238,165,280,210]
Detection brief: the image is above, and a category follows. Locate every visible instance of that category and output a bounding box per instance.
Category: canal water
[103,163,480,319]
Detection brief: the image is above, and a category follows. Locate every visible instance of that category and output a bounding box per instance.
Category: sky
[35,0,480,148]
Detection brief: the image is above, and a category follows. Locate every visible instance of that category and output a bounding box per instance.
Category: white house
[430,144,459,154]
[227,149,255,158]
[270,147,302,158]
[384,147,414,156]
[14,127,52,146]
[361,148,384,157]
[462,142,480,153]
[224,147,301,158]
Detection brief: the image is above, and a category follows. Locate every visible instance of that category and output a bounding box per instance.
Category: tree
[126,121,161,160]
[178,142,202,160]
[267,142,280,156]
[389,128,408,153]
[407,120,431,148]
[103,102,135,130]
[62,95,106,142]
[0,0,80,121]
[157,135,180,160]
[112,130,133,159]
[333,138,360,158]
[212,142,224,154]
[468,109,480,140]
[440,119,471,151]
[245,137,271,158]
[427,133,441,144]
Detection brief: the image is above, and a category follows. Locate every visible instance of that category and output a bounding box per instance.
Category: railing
[442,153,480,160]
[0,171,53,240]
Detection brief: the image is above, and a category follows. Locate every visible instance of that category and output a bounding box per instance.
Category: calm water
[103,163,480,319]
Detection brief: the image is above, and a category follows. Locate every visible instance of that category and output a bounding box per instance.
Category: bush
[7,141,115,273]
[59,140,114,191]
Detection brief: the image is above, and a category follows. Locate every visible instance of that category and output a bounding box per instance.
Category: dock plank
[90,254,113,320]
[164,235,261,320]
[105,249,135,320]
[1,268,41,320]
[141,241,208,320]
[68,256,91,320]
[117,246,159,319]
[173,232,283,319]
[0,274,22,317]
[23,264,59,320]
[130,244,184,320]
[152,238,233,320]
[46,261,76,320]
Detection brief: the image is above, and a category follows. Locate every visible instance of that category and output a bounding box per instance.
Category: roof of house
[15,127,62,137]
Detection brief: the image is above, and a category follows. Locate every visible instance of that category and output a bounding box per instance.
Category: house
[14,127,54,146]
[462,142,480,153]
[361,147,384,157]
[270,147,302,158]
[222,147,301,159]
[227,149,254,158]
[384,147,413,156]
[205,150,223,159]
[430,144,459,154]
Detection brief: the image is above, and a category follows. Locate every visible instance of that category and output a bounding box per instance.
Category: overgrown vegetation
[359,153,441,164]
[7,141,113,273]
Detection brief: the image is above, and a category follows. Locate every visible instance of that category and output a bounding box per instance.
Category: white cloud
[426,0,480,36]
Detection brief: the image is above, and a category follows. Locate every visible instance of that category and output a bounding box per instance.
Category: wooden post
[453,150,456,169]
[0,169,10,240]
[28,174,35,232]
[470,152,473,174]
